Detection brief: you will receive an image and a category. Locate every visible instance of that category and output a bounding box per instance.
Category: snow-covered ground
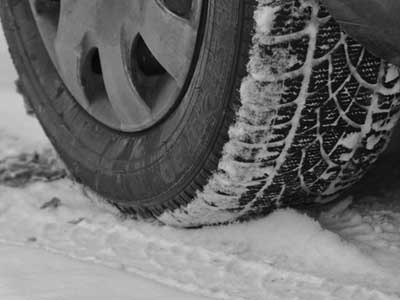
[1,23,400,300]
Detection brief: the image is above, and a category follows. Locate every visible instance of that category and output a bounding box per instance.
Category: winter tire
[1,0,400,227]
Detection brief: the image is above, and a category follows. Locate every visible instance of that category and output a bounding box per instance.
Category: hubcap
[29,0,204,132]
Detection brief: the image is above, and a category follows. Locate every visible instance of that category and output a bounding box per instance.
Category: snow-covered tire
[2,0,400,227]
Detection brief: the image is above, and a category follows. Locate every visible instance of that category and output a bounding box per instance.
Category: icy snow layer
[0,244,211,300]
[159,0,400,226]
[0,175,400,299]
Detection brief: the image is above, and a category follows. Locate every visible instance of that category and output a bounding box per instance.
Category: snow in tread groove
[159,0,400,227]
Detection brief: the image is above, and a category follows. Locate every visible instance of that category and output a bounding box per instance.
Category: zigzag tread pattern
[159,0,400,226]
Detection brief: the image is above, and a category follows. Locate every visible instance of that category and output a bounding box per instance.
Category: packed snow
[1,6,400,300]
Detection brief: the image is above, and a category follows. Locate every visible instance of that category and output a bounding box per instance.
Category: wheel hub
[29,0,204,132]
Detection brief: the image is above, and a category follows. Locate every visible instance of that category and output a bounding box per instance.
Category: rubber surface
[322,0,400,66]
[1,0,400,227]
[159,0,400,226]
[0,0,255,221]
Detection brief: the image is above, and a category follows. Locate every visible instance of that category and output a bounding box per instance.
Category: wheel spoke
[98,40,153,131]
[53,0,98,109]
[138,0,201,87]
[28,0,60,53]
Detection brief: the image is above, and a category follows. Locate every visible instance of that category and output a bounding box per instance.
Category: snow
[0,33,47,157]
[254,5,279,34]
[1,178,400,299]
[1,7,400,300]
[0,245,210,300]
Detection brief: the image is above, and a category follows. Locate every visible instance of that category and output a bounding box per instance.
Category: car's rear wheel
[1,0,400,227]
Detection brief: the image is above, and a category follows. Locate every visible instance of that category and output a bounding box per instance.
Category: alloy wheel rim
[29,0,204,132]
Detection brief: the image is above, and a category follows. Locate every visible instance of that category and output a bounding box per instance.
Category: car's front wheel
[1,0,400,227]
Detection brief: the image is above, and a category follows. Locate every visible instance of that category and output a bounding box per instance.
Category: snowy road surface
[1,23,400,300]
[0,245,210,300]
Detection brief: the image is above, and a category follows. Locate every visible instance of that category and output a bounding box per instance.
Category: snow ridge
[320,199,400,273]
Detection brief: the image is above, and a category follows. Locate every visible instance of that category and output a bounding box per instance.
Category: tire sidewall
[1,0,248,207]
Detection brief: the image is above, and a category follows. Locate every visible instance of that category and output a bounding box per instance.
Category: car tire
[1,0,400,227]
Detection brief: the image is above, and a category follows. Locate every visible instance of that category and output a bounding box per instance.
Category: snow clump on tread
[159,0,400,227]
